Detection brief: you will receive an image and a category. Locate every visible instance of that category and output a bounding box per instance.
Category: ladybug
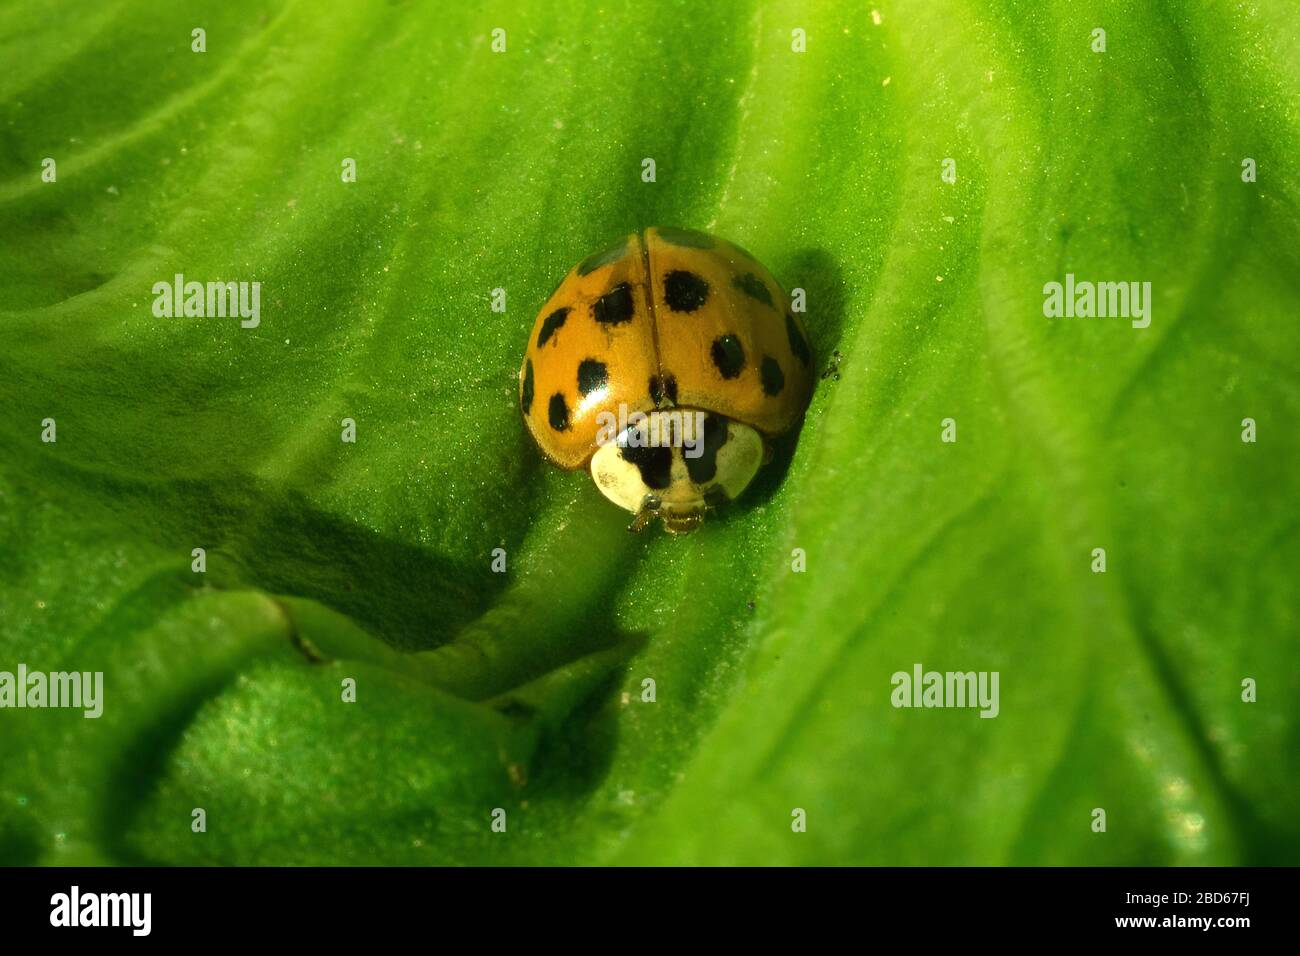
[518,226,814,533]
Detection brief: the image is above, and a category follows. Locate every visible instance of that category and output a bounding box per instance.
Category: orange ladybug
[519,227,814,533]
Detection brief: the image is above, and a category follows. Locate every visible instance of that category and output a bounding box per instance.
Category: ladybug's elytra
[519,227,814,533]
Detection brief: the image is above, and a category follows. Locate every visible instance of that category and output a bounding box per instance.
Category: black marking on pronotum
[621,437,673,489]
[521,359,534,414]
[655,227,715,249]
[649,373,678,408]
[548,393,569,431]
[761,356,785,396]
[711,333,746,379]
[577,358,608,396]
[593,282,635,325]
[685,413,730,484]
[733,272,774,308]
[786,312,811,366]
[577,237,630,276]
[537,307,570,348]
[663,270,710,312]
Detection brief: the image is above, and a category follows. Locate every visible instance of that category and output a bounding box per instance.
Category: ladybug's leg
[761,440,774,466]
[628,494,662,533]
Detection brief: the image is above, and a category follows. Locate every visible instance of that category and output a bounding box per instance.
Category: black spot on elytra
[655,227,715,249]
[577,358,608,396]
[685,413,730,484]
[761,356,785,396]
[621,436,672,490]
[593,282,635,325]
[649,373,678,408]
[733,272,774,308]
[520,359,534,414]
[711,334,746,379]
[663,270,710,312]
[577,237,629,275]
[537,307,570,348]
[548,393,569,431]
[786,312,811,366]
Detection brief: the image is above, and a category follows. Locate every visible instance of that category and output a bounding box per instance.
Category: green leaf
[1,0,1297,866]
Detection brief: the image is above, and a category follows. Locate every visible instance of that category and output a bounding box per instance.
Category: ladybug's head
[588,409,765,534]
